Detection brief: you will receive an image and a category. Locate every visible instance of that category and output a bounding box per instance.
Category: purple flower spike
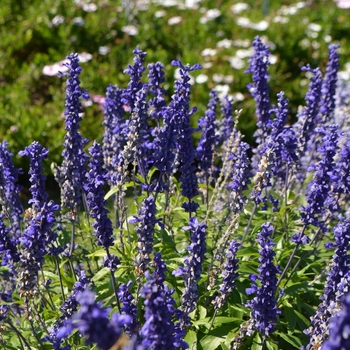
[246,222,280,336]
[215,239,240,309]
[85,141,116,250]
[173,218,207,324]
[122,46,147,113]
[196,89,219,180]
[170,60,201,212]
[148,62,167,121]
[319,44,340,121]
[58,289,131,350]
[322,292,350,350]
[0,214,19,267]
[130,195,161,272]
[118,281,139,335]
[18,142,59,297]
[300,125,339,228]
[305,216,350,347]
[218,95,234,145]
[102,84,127,184]
[19,141,49,209]
[141,271,188,350]
[294,65,323,157]
[246,36,272,133]
[0,141,23,227]
[56,53,89,216]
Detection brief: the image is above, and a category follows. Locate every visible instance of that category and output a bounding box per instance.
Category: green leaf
[92,267,110,282]
[184,330,197,349]
[200,334,224,350]
[104,182,133,200]
[277,332,303,348]
[251,332,263,350]
[199,305,207,320]
[283,306,297,331]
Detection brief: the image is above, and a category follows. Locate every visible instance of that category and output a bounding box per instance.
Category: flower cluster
[141,268,187,349]
[170,60,201,213]
[18,142,59,297]
[85,141,115,249]
[0,141,22,228]
[305,216,350,348]
[196,89,219,181]
[55,53,89,217]
[246,222,280,336]
[215,239,240,309]
[130,195,160,272]
[102,84,127,184]
[173,218,207,323]
[58,288,131,350]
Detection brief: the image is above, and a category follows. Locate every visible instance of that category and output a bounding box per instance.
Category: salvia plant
[2,36,350,350]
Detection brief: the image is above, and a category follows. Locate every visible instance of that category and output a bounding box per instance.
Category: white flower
[82,3,97,12]
[73,17,85,26]
[168,16,182,25]
[231,3,249,14]
[122,25,139,35]
[232,39,250,48]
[196,74,208,84]
[215,84,230,99]
[202,62,213,69]
[308,23,322,32]
[213,74,224,83]
[235,48,254,59]
[216,39,233,49]
[206,8,221,19]
[184,0,201,9]
[201,48,217,57]
[273,15,289,24]
[223,75,234,84]
[200,9,221,24]
[335,0,350,8]
[42,61,68,76]
[236,17,251,28]
[252,20,269,31]
[269,55,278,65]
[232,92,245,101]
[50,15,64,27]
[78,52,93,63]
[228,57,245,70]
[154,10,166,18]
[98,46,110,55]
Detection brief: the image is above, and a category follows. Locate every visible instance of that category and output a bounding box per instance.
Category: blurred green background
[1,0,349,173]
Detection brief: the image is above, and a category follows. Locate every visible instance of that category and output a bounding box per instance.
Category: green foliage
[1,0,349,172]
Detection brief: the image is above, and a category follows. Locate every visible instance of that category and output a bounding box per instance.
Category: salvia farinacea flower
[196,89,219,181]
[246,222,280,336]
[18,142,59,297]
[305,215,350,348]
[102,84,127,184]
[319,44,340,122]
[130,195,160,273]
[58,288,131,350]
[170,60,201,213]
[141,270,188,349]
[85,141,116,250]
[173,218,207,324]
[55,53,89,217]
[122,46,147,113]
[0,141,23,228]
[215,239,240,309]
[321,292,350,350]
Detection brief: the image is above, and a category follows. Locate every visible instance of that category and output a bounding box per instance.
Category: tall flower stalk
[84,141,121,310]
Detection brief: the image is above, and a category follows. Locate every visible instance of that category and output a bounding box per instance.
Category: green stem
[55,256,65,301]
[7,320,32,349]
